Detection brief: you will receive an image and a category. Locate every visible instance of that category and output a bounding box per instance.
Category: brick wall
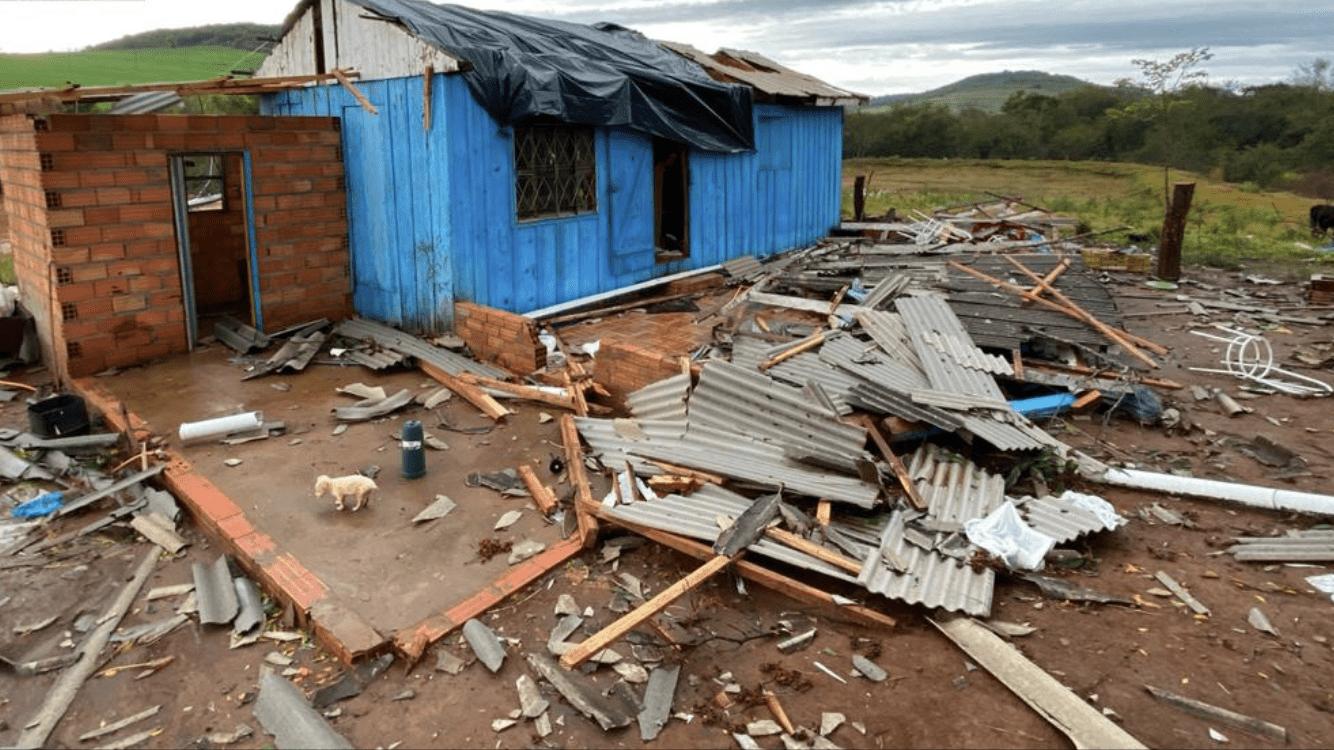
[593,341,681,401]
[453,301,546,375]
[0,115,54,370]
[1,113,352,380]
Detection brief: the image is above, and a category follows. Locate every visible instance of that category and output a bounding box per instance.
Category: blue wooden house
[259,0,865,331]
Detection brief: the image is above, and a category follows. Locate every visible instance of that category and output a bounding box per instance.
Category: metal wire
[1189,326,1332,396]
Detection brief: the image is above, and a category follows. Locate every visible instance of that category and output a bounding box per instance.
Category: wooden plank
[559,371,588,417]
[930,615,1146,750]
[1144,685,1286,742]
[457,372,574,410]
[333,68,378,115]
[420,362,512,421]
[1070,391,1101,412]
[517,464,559,516]
[1024,361,1183,390]
[646,460,725,486]
[559,554,733,669]
[816,500,831,526]
[422,64,433,131]
[857,416,925,511]
[763,527,861,574]
[598,514,897,629]
[758,332,825,371]
[559,415,598,547]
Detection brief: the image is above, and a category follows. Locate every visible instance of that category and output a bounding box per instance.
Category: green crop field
[842,158,1333,275]
[0,46,255,90]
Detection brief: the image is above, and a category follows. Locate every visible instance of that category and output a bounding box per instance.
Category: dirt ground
[3,262,1334,750]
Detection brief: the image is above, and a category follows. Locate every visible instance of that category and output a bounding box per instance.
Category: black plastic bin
[28,393,90,438]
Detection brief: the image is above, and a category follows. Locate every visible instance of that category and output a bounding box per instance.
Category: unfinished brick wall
[593,341,681,401]
[0,113,351,380]
[453,301,546,375]
[0,115,54,368]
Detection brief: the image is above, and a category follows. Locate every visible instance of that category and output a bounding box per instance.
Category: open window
[183,155,226,212]
[653,137,688,261]
[514,123,597,221]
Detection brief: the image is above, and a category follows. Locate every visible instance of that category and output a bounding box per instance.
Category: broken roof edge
[659,41,869,106]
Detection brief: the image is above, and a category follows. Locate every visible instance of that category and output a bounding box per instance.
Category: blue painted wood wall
[265,73,844,331]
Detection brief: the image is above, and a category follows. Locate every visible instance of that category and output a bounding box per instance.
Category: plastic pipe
[1098,467,1334,516]
[178,411,264,443]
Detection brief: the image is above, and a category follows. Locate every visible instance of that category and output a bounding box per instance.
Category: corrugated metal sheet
[688,361,868,462]
[604,484,858,583]
[1228,530,1334,561]
[919,330,1013,376]
[575,417,881,507]
[268,80,844,325]
[627,373,691,422]
[896,294,1006,401]
[855,310,922,370]
[957,412,1061,452]
[731,336,855,414]
[858,509,995,616]
[659,42,867,106]
[1018,495,1117,544]
[820,334,929,393]
[336,317,509,379]
[108,90,182,114]
[908,444,1006,527]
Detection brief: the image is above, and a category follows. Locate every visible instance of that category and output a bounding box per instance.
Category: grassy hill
[91,23,279,53]
[863,71,1102,114]
[0,46,260,90]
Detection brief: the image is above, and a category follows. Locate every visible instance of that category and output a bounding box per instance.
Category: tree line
[844,57,1334,198]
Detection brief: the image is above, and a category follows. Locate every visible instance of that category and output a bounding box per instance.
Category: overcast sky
[0,0,1328,96]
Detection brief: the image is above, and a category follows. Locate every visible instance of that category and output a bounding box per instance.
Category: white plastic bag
[1060,489,1126,530]
[964,499,1056,571]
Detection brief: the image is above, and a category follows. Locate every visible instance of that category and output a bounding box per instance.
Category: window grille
[514,124,596,221]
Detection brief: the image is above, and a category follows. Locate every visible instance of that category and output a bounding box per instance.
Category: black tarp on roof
[351,0,755,153]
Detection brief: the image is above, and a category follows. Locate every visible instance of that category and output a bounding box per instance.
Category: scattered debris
[253,671,353,749]
[1144,685,1286,742]
[462,618,507,673]
[411,495,457,524]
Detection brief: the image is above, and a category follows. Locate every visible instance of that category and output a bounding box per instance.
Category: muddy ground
[2,263,1334,750]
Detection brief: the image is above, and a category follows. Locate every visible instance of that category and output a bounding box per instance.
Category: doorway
[653,138,688,262]
[168,152,258,347]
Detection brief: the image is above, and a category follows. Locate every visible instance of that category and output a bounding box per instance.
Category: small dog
[314,474,378,512]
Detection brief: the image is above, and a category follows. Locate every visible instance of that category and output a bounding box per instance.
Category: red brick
[88,243,125,261]
[94,186,132,204]
[78,171,116,188]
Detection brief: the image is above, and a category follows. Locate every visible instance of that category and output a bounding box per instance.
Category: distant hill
[90,23,280,54]
[0,47,262,90]
[862,71,1104,114]
[0,23,281,91]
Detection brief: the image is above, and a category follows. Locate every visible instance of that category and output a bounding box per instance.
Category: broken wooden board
[421,362,512,421]
[1144,685,1286,742]
[930,615,1146,750]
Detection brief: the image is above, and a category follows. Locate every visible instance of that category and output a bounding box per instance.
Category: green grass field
[0,46,254,90]
[842,158,1331,273]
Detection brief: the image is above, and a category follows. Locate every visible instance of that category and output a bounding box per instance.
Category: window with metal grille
[45,191,61,209]
[514,124,596,221]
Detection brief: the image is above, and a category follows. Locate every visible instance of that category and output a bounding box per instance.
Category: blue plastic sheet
[12,490,63,519]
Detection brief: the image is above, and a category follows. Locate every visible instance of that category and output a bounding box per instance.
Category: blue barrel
[401,420,426,479]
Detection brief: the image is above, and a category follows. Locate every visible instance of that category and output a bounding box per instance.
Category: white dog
[314,474,378,512]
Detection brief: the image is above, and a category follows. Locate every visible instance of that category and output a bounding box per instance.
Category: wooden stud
[457,372,575,411]
[858,416,926,511]
[646,460,724,486]
[1011,348,1025,380]
[517,464,559,515]
[1024,361,1183,390]
[333,68,378,115]
[559,414,598,547]
[828,284,850,316]
[947,260,1161,369]
[1070,390,1102,412]
[764,527,861,574]
[422,64,433,131]
[758,332,825,371]
[560,554,734,669]
[420,362,512,421]
[596,513,897,629]
[816,499,831,526]
[559,370,588,417]
[765,691,796,735]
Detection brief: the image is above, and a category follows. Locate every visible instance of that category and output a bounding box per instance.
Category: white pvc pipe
[178,411,263,443]
[1098,467,1334,516]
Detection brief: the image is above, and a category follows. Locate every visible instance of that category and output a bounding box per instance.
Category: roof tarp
[352,0,755,152]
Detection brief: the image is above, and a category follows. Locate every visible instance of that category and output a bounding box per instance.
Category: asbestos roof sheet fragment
[336,317,509,379]
[193,555,239,626]
[575,417,880,508]
[858,509,994,616]
[1228,530,1334,561]
[1018,494,1121,544]
[253,672,353,749]
[689,361,868,461]
[908,444,1006,526]
[627,373,691,422]
[855,309,922,368]
[895,294,1006,401]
